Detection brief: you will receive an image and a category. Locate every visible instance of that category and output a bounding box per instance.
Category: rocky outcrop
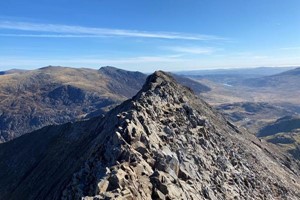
[0,71,299,200]
[0,66,210,143]
[62,71,300,200]
[0,66,145,142]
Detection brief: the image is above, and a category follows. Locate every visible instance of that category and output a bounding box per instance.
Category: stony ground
[0,66,208,143]
[0,71,299,200]
[63,72,300,199]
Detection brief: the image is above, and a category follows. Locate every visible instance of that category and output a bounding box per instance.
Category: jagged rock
[0,71,299,200]
[97,180,109,193]
[0,67,210,143]
[178,166,190,181]
[152,188,166,199]
[62,71,300,200]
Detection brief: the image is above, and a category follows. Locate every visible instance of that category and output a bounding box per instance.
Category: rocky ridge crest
[62,71,300,199]
[0,66,211,143]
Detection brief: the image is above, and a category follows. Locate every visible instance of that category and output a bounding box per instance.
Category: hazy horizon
[1,1,300,72]
[1,65,298,74]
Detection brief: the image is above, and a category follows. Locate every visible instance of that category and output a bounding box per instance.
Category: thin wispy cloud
[0,55,186,67]
[164,46,217,55]
[73,55,187,64]
[0,21,225,40]
[1,54,300,72]
[0,33,109,38]
[0,33,108,38]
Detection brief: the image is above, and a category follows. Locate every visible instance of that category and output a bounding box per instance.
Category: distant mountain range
[177,67,297,87]
[242,67,300,88]
[0,71,299,199]
[0,66,209,142]
[0,69,28,75]
[187,67,300,160]
[1,65,300,160]
[175,66,296,76]
[0,66,144,142]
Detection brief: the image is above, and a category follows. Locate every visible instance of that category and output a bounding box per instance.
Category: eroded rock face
[0,71,299,200]
[0,66,210,143]
[61,72,300,200]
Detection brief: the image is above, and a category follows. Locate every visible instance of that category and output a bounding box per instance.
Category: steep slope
[0,66,146,142]
[98,66,211,96]
[243,67,300,89]
[258,116,300,137]
[0,66,210,142]
[98,66,147,97]
[0,71,299,200]
[258,116,300,160]
[171,73,211,93]
[0,117,103,200]
[264,131,300,160]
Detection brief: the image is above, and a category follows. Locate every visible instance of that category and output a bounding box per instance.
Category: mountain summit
[0,71,299,199]
[0,66,210,143]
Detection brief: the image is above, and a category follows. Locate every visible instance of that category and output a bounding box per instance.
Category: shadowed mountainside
[242,67,300,89]
[260,116,300,160]
[0,66,210,143]
[216,102,299,133]
[0,71,299,200]
[0,66,146,142]
[258,116,300,137]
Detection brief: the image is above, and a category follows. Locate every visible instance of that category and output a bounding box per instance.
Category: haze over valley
[1,0,300,199]
[1,65,300,161]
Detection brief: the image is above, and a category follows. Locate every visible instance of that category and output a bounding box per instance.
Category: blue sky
[0,0,300,72]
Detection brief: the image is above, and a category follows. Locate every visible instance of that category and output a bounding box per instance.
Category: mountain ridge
[0,66,145,142]
[242,67,300,88]
[0,66,210,143]
[0,71,299,199]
